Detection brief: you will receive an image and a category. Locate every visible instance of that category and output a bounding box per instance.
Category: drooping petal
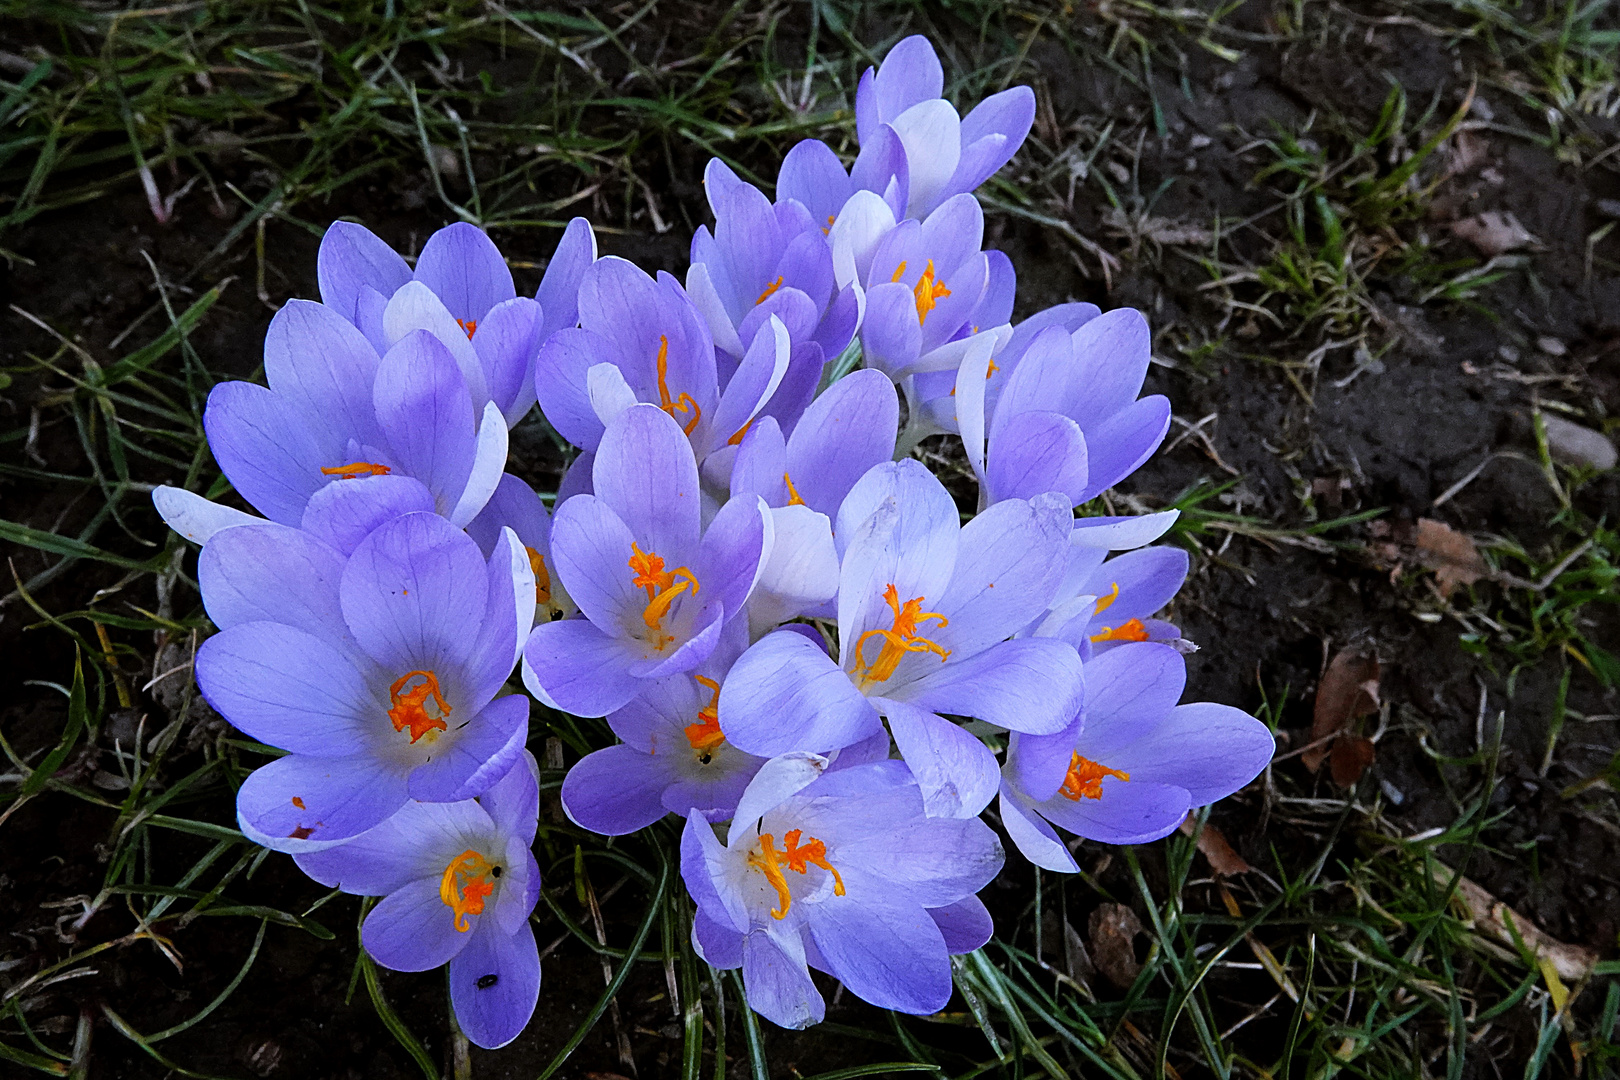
[997,786,1079,872]
[879,697,999,819]
[236,752,409,851]
[742,926,824,1030]
[561,744,674,835]
[362,875,474,972]
[719,630,883,757]
[152,487,261,545]
[449,918,542,1050]
[804,877,951,1015]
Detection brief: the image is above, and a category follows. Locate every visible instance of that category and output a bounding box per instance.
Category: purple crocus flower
[686,159,861,382]
[854,35,1035,220]
[955,307,1171,509]
[317,218,596,425]
[560,636,766,835]
[466,472,574,623]
[998,643,1274,869]
[1034,544,1191,660]
[196,511,534,851]
[520,404,770,718]
[683,758,1002,1029]
[776,132,909,238]
[295,752,543,1049]
[200,300,507,531]
[719,459,1081,818]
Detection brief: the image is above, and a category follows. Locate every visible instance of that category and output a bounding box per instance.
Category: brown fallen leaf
[1415,518,1488,597]
[1179,814,1253,875]
[1329,735,1377,787]
[1304,649,1380,773]
[1435,866,1597,981]
[1088,903,1144,990]
[1451,210,1538,257]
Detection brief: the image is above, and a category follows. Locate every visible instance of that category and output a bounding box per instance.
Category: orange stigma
[628,542,700,651]
[726,419,754,447]
[782,472,806,507]
[321,462,391,479]
[755,275,784,305]
[1092,582,1121,616]
[853,584,950,686]
[746,829,846,919]
[655,335,701,435]
[455,318,478,339]
[525,546,554,609]
[683,675,725,758]
[439,850,499,931]
[388,670,451,743]
[1059,753,1130,801]
[891,259,950,323]
[1091,618,1149,644]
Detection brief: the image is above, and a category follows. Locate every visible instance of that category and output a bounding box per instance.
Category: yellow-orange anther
[1092,582,1121,617]
[683,675,725,757]
[1091,618,1149,644]
[321,462,392,479]
[747,829,846,919]
[853,584,950,686]
[755,275,784,305]
[655,335,701,435]
[628,542,700,650]
[388,670,451,743]
[525,546,554,609]
[783,472,807,507]
[726,419,754,447]
[455,318,478,339]
[892,259,951,323]
[439,849,498,931]
[1058,753,1130,801]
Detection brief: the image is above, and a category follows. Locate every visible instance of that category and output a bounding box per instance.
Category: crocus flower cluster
[155,34,1275,1046]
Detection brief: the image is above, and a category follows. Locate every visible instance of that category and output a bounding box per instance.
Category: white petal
[448,401,509,528]
[153,486,262,544]
[382,280,490,409]
[586,362,639,430]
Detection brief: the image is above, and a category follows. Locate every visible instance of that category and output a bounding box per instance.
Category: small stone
[1380,779,1406,806]
[1189,133,1212,150]
[1497,344,1520,363]
[1541,414,1617,471]
[1536,336,1567,357]
[1597,198,1620,220]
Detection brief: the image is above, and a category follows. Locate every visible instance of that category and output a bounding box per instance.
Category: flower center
[388,670,451,743]
[655,334,701,435]
[455,318,478,339]
[891,259,951,324]
[746,828,846,920]
[853,583,950,687]
[439,849,500,932]
[321,461,391,479]
[683,675,725,761]
[1091,618,1149,644]
[782,472,806,507]
[755,275,784,305]
[1059,752,1130,801]
[628,541,700,651]
[525,545,554,610]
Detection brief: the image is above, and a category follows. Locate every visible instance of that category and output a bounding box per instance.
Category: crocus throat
[683,675,725,759]
[655,334,701,435]
[524,546,554,609]
[890,259,951,324]
[1059,752,1130,801]
[746,829,846,920]
[388,670,451,743]
[628,541,700,651]
[755,275,784,305]
[321,462,391,479]
[440,849,498,932]
[1091,618,1149,643]
[455,318,478,339]
[853,583,950,686]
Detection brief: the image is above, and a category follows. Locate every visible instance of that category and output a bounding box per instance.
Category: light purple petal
[203,380,324,526]
[152,487,260,545]
[547,494,642,632]
[1036,779,1191,846]
[693,908,745,969]
[449,917,541,1050]
[301,474,437,556]
[236,752,409,851]
[1079,642,1186,749]
[263,299,384,456]
[1110,703,1275,805]
[520,618,645,717]
[474,296,543,424]
[804,879,951,1015]
[719,630,882,757]
[785,368,898,517]
[743,927,824,1030]
[196,623,375,755]
[374,330,478,515]
[413,222,516,324]
[873,35,943,125]
[407,693,530,803]
[899,638,1082,736]
[561,744,673,835]
[295,797,494,894]
[858,281,922,375]
[879,697,998,819]
[199,523,346,639]
[1067,308,1151,430]
[1076,395,1171,501]
[929,494,1072,658]
[694,495,768,621]
[465,473,551,558]
[997,786,1079,872]
[930,895,994,954]
[318,222,411,325]
[534,328,609,451]
[593,404,703,564]
[988,411,1089,505]
[363,875,474,972]
[536,216,597,339]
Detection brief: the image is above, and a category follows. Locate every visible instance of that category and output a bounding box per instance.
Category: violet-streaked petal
[318,222,412,323]
[929,494,1072,657]
[593,404,702,563]
[879,697,998,818]
[198,524,345,639]
[1067,307,1151,429]
[295,797,493,894]
[988,411,1089,505]
[930,895,994,954]
[804,878,951,1015]
[899,637,1082,736]
[363,876,472,972]
[561,744,673,835]
[727,751,830,844]
[1080,642,1186,744]
[997,786,1080,872]
[373,331,477,516]
[1075,395,1171,501]
[520,618,645,717]
[449,918,541,1050]
[407,693,530,803]
[743,926,823,1030]
[414,222,516,324]
[263,299,384,454]
[203,380,323,526]
[784,368,898,517]
[197,621,376,754]
[1037,779,1191,845]
[1109,702,1274,805]
[301,474,437,556]
[236,752,408,851]
[719,630,882,757]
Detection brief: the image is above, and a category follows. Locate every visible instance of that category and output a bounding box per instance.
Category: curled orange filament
[655,335,701,435]
[853,584,950,686]
[439,849,499,931]
[388,670,451,743]
[1090,618,1149,644]
[1058,753,1130,801]
[628,542,700,651]
[321,462,391,479]
[755,275,784,305]
[683,675,725,759]
[1092,582,1121,617]
[747,829,846,919]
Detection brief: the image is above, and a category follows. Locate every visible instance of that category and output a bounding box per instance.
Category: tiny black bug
[491,865,503,878]
[476,974,499,989]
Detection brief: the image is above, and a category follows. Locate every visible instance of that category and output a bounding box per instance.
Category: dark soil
[2,3,1617,1078]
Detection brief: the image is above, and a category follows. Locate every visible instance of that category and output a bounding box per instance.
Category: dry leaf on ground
[1179,814,1253,875]
[1329,736,1378,787]
[1304,649,1380,773]
[1451,210,1538,256]
[1088,903,1145,990]
[1415,518,1488,597]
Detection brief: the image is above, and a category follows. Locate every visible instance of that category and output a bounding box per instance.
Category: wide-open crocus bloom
[854,35,1035,220]
[999,642,1274,869]
[201,300,507,530]
[317,218,595,424]
[296,753,542,1049]
[683,758,1001,1029]
[955,306,1171,510]
[687,159,860,380]
[196,512,534,851]
[1033,544,1190,660]
[560,636,766,835]
[521,405,769,718]
[719,460,1081,818]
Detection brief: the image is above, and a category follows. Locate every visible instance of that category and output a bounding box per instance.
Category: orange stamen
[1058,752,1130,801]
[525,546,554,609]
[388,670,451,743]
[439,849,499,932]
[910,259,951,323]
[321,462,391,479]
[726,419,754,447]
[852,583,950,686]
[455,318,478,339]
[655,334,701,435]
[1090,618,1149,644]
[683,675,725,757]
[1092,582,1121,617]
[746,828,846,919]
[755,275,784,305]
[783,472,806,507]
[628,542,700,651]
